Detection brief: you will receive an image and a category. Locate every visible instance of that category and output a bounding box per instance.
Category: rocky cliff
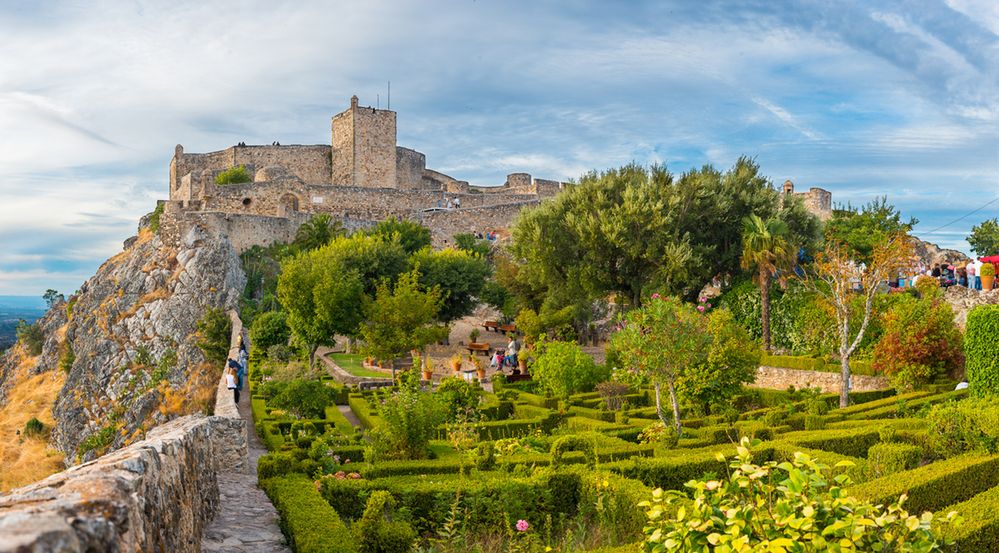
[910,236,970,266]
[0,220,245,470]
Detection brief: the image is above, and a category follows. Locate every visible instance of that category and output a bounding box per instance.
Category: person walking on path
[237,342,248,391]
[505,335,519,369]
[226,365,240,404]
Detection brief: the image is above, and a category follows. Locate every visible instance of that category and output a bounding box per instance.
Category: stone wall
[396,146,426,189]
[171,144,332,193]
[419,201,539,246]
[0,314,249,552]
[753,366,888,394]
[331,97,397,188]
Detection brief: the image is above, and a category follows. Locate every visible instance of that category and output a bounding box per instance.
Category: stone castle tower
[331,95,397,188]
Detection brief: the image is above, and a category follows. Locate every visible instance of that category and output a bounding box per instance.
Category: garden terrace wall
[753,366,888,393]
[0,311,248,552]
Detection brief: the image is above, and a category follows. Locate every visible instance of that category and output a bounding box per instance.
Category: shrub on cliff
[366,217,431,255]
[196,307,232,365]
[14,320,43,356]
[215,165,251,185]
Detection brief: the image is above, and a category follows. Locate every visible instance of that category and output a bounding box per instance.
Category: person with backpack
[226,364,240,404]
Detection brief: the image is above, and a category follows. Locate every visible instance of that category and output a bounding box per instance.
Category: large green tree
[968,218,999,257]
[675,309,760,415]
[740,214,796,351]
[508,159,819,315]
[277,234,407,366]
[359,270,448,374]
[410,247,491,323]
[825,197,915,262]
[366,218,432,255]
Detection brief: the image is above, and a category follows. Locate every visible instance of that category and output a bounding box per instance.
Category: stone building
[163,96,566,251]
[781,180,832,221]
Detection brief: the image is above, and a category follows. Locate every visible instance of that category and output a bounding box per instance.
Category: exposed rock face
[942,286,999,329]
[0,222,246,466]
[910,236,970,266]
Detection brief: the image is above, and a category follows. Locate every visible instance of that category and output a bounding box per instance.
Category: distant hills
[0,297,48,351]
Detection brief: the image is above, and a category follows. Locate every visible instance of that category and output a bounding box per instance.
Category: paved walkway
[201,390,291,553]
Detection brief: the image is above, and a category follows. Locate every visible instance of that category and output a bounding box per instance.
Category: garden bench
[505,371,532,383]
[499,324,517,334]
[467,342,491,356]
[482,320,501,332]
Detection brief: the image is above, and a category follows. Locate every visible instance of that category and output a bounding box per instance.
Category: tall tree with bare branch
[803,232,914,407]
[740,214,796,352]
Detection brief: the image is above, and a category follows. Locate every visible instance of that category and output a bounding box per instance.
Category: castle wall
[171,145,332,195]
[396,147,426,190]
[418,200,539,246]
[331,108,354,185]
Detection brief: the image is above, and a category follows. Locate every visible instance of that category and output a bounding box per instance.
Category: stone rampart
[419,200,540,246]
[171,144,332,194]
[0,313,249,552]
[753,366,889,394]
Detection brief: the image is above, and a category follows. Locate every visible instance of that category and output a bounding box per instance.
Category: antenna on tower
[387,81,391,110]
[377,94,380,109]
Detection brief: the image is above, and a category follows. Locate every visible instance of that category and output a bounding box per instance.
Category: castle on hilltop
[781,179,832,221]
[160,96,565,251]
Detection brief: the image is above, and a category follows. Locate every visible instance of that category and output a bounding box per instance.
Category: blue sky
[1,0,998,295]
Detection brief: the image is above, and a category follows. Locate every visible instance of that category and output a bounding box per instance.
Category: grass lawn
[329,353,389,378]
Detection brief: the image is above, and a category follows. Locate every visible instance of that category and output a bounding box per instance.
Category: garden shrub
[641,438,958,551]
[551,435,596,467]
[367,386,445,461]
[261,475,358,553]
[849,454,999,515]
[529,339,609,400]
[436,376,481,421]
[258,452,298,479]
[966,305,999,395]
[926,396,999,456]
[354,491,416,553]
[872,294,964,390]
[271,379,335,419]
[867,442,922,477]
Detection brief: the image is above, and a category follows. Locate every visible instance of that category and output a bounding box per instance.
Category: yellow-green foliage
[215,165,252,185]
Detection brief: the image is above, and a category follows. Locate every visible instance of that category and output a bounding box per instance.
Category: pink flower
[516,519,530,532]
[706,303,712,308]
[651,293,660,300]
[697,305,705,312]
[699,296,706,303]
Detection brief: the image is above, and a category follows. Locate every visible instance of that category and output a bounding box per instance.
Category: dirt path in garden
[201,391,291,553]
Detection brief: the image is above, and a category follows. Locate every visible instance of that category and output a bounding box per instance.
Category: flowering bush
[872,294,964,390]
[641,437,960,552]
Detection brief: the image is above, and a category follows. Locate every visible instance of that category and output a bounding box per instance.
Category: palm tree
[294,214,345,251]
[740,214,796,351]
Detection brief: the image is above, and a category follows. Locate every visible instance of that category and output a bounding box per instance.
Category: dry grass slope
[0,347,66,491]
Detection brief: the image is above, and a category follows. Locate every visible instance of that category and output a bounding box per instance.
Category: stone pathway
[337,404,363,428]
[201,391,291,553]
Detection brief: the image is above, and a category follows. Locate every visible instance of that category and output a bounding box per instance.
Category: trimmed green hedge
[867,442,922,477]
[782,427,882,458]
[348,395,381,429]
[847,389,968,420]
[966,305,999,395]
[938,483,999,550]
[261,475,358,553]
[850,454,999,515]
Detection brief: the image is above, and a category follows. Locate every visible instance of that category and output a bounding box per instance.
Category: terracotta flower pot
[476,368,486,380]
[984,275,995,291]
[422,370,433,381]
